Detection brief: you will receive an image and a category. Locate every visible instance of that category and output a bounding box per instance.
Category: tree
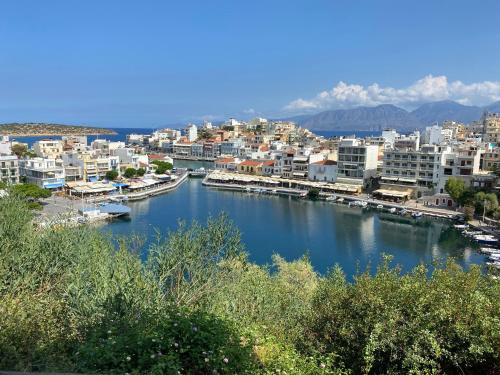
[136,168,146,177]
[474,191,498,217]
[123,168,137,178]
[11,183,51,199]
[11,144,28,158]
[307,188,320,200]
[105,170,118,181]
[444,177,465,204]
[151,160,173,174]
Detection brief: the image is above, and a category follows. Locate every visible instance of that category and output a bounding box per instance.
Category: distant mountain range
[283,100,500,132]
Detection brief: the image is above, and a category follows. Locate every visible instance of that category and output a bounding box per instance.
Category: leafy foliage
[11,183,51,199]
[105,170,119,181]
[151,160,173,174]
[124,167,138,178]
[0,197,498,374]
[445,177,466,203]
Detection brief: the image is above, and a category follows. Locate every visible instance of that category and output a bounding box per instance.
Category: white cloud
[243,108,256,115]
[284,75,500,112]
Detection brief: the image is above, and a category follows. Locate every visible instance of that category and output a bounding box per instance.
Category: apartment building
[337,139,378,182]
[0,155,19,185]
[381,145,443,196]
[483,113,500,144]
[482,146,500,171]
[19,158,66,189]
[33,139,64,158]
[436,145,484,193]
[220,138,245,156]
[185,124,198,142]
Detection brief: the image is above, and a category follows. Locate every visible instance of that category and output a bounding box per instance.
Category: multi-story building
[483,113,500,144]
[185,124,198,142]
[337,139,378,183]
[19,158,66,189]
[308,160,338,183]
[220,138,245,156]
[482,146,500,171]
[381,144,444,196]
[0,136,12,155]
[424,125,452,145]
[62,151,116,181]
[33,139,64,158]
[0,155,19,185]
[436,145,484,193]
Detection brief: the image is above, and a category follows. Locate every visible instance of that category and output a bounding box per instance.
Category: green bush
[0,195,498,374]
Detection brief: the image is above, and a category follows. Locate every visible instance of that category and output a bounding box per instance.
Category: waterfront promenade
[202,171,464,220]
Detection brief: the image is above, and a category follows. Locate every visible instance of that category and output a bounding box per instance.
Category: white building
[436,145,484,194]
[424,125,453,145]
[0,136,12,155]
[185,124,198,142]
[308,160,338,183]
[19,158,66,189]
[337,139,379,182]
[0,155,19,184]
[381,144,444,197]
[33,139,64,158]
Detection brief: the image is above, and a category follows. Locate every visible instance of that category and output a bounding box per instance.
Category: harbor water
[104,175,486,277]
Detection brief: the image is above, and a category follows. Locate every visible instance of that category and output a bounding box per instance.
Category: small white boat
[480,247,500,254]
[412,211,423,218]
[486,262,500,270]
[388,207,397,214]
[454,224,469,229]
[399,209,408,216]
[337,197,344,203]
[245,187,251,193]
[463,230,482,237]
[326,196,337,202]
[376,204,384,209]
[474,234,499,245]
[359,201,368,208]
[271,189,278,195]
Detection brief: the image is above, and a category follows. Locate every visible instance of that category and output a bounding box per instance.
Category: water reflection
[106,178,486,276]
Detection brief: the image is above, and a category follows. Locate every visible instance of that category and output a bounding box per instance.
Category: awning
[373,188,411,198]
[398,178,417,183]
[293,172,307,177]
[381,176,399,182]
[43,182,65,189]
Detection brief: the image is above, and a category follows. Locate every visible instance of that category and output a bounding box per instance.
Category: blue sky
[1,0,499,127]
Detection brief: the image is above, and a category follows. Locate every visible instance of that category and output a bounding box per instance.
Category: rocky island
[0,122,116,136]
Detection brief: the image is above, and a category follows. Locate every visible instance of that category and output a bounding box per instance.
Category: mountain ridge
[282,100,500,131]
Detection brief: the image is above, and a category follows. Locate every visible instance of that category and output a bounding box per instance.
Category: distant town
[1,114,500,207]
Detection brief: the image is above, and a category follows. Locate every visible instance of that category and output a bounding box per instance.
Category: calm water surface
[105,177,485,276]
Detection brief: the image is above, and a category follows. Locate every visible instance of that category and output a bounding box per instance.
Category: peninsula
[0,122,117,136]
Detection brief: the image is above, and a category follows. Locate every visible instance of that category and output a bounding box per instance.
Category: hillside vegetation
[0,194,498,374]
[0,122,116,136]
